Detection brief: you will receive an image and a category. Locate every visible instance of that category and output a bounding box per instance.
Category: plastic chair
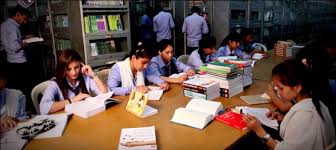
[177,55,190,64]
[252,43,268,52]
[31,81,50,114]
[96,69,110,83]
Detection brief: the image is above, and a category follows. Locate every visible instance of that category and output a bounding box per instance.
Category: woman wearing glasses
[107,46,151,96]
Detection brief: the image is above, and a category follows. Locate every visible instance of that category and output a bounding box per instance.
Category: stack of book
[182,77,220,101]
[204,62,243,98]
[83,15,123,33]
[225,59,254,87]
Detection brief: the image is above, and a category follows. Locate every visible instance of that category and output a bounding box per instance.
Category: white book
[65,92,116,118]
[22,37,44,43]
[171,99,224,129]
[146,90,163,101]
[240,93,271,105]
[16,113,70,139]
[217,56,238,62]
[118,126,157,150]
[236,106,279,130]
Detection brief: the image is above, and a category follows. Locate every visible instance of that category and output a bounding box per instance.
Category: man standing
[153,5,175,43]
[0,5,30,95]
[182,6,209,54]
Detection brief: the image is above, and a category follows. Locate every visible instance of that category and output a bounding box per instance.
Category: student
[153,5,175,42]
[146,40,194,88]
[187,36,216,70]
[238,28,269,58]
[215,32,247,58]
[40,50,108,115]
[0,70,27,131]
[266,84,293,113]
[243,59,335,150]
[182,6,209,54]
[107,47,151,96]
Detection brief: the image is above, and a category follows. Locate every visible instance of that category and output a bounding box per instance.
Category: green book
[84,16,90,33]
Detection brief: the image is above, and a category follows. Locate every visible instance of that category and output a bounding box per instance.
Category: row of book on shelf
[84,15,123,33]
[82,0,124,6]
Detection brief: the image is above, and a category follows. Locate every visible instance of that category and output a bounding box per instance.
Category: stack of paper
[118,126,157,150]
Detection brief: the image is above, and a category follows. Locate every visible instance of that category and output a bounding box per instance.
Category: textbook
[171,99,224,129]
[240,93,271,105]
[126,91,158,118]
[118,126,157,150]
[65,92,119,118]
[23,37,44,43]
[216,111,247,130]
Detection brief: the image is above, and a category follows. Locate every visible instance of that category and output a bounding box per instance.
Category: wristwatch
[261,134,271,144]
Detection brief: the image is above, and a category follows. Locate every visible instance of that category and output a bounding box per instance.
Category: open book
[118,126,157,150]
[65,92,119,118]
[146,86,163,101]
[126,91,158,118]
[240,93,271,105]
[236,106,279,130]
[22,37,44,43]
[171,99,224,129]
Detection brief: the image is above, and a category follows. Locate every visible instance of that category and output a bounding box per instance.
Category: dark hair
[240,28,253,39]
[198,36,216,63]
[157,39,173,52]
[126,44,151,59]
[9,5,30,17]
[155,5,163,14]
[55,50,88,100]
[191,6,200,14]
[220,32,241,47]
[272,59,325,119]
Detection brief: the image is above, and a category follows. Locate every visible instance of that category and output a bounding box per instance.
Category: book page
[171,108,213,129]
[186,99,223,116]
[118,126,157,150]
[237,106,278,130]
[146,90,163,101]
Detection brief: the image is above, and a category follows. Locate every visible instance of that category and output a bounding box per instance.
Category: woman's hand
[185,69,195,77]
[70,93,90,103]
[0,116,17,132]
[81,63,95,78]
[136,85,150,93]
[266,84,278,99]
[177,74,188,83]
[266,111,284,122]
[160,82,169,91]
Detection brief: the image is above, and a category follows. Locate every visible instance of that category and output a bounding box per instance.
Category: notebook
[118,126,157,150]
[126,91,158,118]
[65,92,117,118]
[146,90,163,101]
[170,99,224,129]
[240,93,271,105]
[216,111,247,130]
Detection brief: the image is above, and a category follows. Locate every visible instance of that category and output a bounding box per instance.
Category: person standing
[182,6,209,54]
[0,5,31,99]
[153,5,175,43]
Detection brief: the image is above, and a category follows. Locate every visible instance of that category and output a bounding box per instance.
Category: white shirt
[275,98,335,150]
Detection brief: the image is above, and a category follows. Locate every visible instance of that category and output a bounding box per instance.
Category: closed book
[216,111,247,130]
[184,89,220,101]
[225,59,253,67]
[126,91,158,118]
[96,15,106,32]
[84,16,90,33]
[207,62,237,72]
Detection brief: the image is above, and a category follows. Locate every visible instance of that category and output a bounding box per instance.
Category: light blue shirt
[140,14,153,40]
[216,45,250,59]
[182,13,209,47]
[146,55,191,85]
[107,64,145,96]
[153,11,175,42]
[0,18,26,63]
[0,88,27,119]
[187,49,214,70]
[39,75,101,115]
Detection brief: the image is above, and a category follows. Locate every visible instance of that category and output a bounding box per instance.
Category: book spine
[183,90,207,100]
[84,16,90,33]
[182,86,207,94]
[182,83,207,91]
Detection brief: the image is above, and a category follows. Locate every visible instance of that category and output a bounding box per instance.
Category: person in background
[187,36,216,70]
[146,40,194,88]
[182,6,209,54]
[239,28,269,58]
[108,46,151,96]
[153,5,175,43]
[40,50,108,115]
[243,59,335,150]
[139,5,155,57]
[215,32,245,58]
[0,5,31,102]
[0,70,27,132]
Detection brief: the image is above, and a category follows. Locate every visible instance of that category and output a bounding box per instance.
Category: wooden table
[252,50,285,81]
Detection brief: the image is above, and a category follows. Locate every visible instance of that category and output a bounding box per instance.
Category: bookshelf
[48,0,131,67]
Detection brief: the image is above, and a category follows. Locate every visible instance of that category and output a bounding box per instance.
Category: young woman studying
[107,47,151,96]
[187,36,216,70]
[215,32,247,58]
[39,50,108,115]
[243,59,335,150]
[146,40,194,88]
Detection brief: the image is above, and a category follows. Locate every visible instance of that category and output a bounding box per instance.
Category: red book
[215,111,247,130]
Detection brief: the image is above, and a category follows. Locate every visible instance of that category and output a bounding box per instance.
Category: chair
[31,80,50,114]
[96,69,110,83]
[177,55,190,64]
[252,43,268,52]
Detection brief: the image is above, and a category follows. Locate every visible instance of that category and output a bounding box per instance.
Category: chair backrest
[31,81,50,114]
[252,43,268,52]
[177,55,190,64]
[96,69,110,83]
